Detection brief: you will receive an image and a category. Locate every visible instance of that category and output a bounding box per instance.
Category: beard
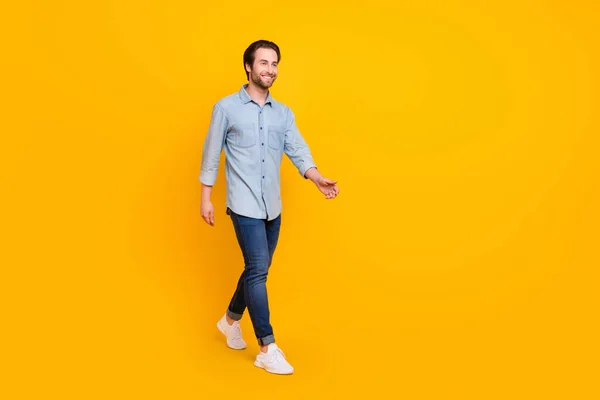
[251,70,276,89]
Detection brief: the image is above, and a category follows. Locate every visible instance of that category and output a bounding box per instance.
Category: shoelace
[268,347,286,363]
[230,323,242,338]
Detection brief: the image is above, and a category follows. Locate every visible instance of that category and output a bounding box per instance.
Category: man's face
[247,48,278,89]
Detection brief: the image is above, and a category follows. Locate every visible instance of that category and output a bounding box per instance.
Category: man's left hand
[315,176,340,199]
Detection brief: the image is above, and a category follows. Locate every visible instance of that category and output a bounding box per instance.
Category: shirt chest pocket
[230,123,256,148]
[268,125,285,151]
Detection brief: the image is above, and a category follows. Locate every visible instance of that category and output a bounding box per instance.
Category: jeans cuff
[226,309,243,321]
[258,334,275,346]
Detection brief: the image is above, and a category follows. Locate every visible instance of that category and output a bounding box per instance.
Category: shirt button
[260,127,262,130]
[261,143,264,146]
[262,176,265,179]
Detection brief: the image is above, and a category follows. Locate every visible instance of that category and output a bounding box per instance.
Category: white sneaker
[254,343,294,375]
[216,314,246,350]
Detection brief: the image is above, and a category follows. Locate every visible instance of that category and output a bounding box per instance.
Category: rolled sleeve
[199,103,228,186]
[283,108,317,179]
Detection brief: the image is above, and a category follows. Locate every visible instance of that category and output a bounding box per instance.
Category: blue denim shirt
[199,85,317,220]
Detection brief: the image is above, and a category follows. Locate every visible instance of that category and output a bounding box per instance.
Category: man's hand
[201,200,215,226]
[305,168,340,199]
[201,184,215,226]
[315,176,340,199]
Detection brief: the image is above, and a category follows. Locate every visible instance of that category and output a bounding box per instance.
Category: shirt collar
[239,84,274,107]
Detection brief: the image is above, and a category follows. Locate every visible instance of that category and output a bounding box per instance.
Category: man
[198,40,340,375]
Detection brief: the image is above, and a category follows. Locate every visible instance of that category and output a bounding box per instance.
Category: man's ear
[245,63,252,74]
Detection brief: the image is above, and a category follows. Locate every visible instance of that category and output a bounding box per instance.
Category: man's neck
[245,83,269,107]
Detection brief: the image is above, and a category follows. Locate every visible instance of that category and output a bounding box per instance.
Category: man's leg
[229,211,274,346]
[250,213,293,374]
[226,212,292,374]
[226,213,281,322]
[225,270,246,322]
[265,214,282,269]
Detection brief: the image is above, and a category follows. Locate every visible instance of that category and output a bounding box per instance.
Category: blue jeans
[226,209,281,346]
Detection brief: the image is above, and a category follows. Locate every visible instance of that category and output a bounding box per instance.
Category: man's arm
[283,107,317,178]
[199,104,228,226]
[283,108,339,199]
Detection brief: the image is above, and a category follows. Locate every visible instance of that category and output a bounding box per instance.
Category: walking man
[199,40,340,374]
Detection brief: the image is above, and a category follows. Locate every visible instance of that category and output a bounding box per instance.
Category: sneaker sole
[253,360,294,375]
[216,321,246,350]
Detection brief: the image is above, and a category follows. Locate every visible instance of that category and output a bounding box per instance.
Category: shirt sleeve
[283,107,317,178]
[199,103,228,186]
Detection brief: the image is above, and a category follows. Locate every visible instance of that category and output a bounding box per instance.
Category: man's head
[243,40,281,90]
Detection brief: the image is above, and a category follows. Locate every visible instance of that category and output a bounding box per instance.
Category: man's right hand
[201,200,215,226]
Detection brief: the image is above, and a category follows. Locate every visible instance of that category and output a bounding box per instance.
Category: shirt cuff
[199,169,218,186]
[300,163,317,179]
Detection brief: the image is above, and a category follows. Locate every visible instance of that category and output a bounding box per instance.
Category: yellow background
[3,0,599,398]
